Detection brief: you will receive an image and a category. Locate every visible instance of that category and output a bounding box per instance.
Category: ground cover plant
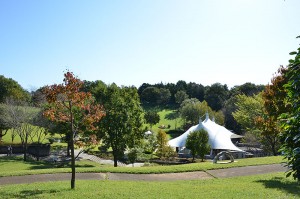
[0,172,299,199]
[0,156,283,177]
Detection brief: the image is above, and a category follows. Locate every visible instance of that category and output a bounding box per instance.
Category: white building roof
[168,114,243,151]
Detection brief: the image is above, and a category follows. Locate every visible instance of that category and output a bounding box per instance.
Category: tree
[31,87,47,107]
[43,71,105,189]
[174,90,188,105]
[127,148,138,167]
[230,82,265,97]
[157,88,171,105]
[186,82,205,102]
[180,98,203,125]
[204,83,229,111]
[186,129,210,162]
[0,104,11,142]
[140,87,160,105]
[256,66,289,156]
[96,84,144,167]
[144,111,160,129]
[0,75,30,103]
[232,93,264,131]
[4,99,39,161]
[223,96,242,134]
[31,109,51,144]
[179,99,224,126]
[280,37,300,181]
[156,130,176,160]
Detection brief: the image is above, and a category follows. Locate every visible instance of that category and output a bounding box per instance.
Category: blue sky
[1,0,300,91]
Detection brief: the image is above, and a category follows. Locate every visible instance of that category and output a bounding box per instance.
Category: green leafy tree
[175,90,188,105]
[0,75,30,103]
[232,93,264,131]
[97,84,144,167]
[180,99,224,125]
[158,88,171,105]
[140,87,160,105]
[255,66,289,156]
[43,71,105,189]
[204,83,229,111]
[127,148,138,167]
[186,129,210,162]
[186,82,205,102]
[0,104,11,142]
[144,111,160,129]
[280,36,300,181]
[156,130,176,160]
[180,98,203,125]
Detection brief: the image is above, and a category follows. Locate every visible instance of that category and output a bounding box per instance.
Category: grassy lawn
[145,109,184,134]
[0,156,111,177]
[1,128,62,144]
[0,172,299,198]
[0,155,284,177]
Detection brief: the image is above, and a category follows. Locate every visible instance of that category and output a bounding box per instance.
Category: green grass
[0,155,284,177]
[0,172,299,198]
[1,128,62,144]
[145,108,184,135]
[0,156,110,177]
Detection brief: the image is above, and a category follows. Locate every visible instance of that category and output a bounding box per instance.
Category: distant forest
[1,75,265,135]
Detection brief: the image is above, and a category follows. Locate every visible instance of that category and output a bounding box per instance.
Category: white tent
[168,113,243,152]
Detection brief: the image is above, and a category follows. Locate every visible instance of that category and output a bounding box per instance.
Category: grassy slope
[0,172,299,199]
[1,128,61,144]
[0,156,283,177]
[144,109,184,139]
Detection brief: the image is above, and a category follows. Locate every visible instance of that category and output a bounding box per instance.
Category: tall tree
[180,99,224,126]
[43,71,105,189]
[186,129,210,162]
[0,104,10,141]
[232,93,264,131]
[140,87,160,105]
[4,99,39,161]
[157,88,171,105]
[0,75,30,103]
[174,90,188,106]
[256,66,289,155]
[144,111,160,129]
[204,83,229,111]
[186,82,205,102]
[156,129,176,160]
[280,37,300,181]
[96,84,144,167]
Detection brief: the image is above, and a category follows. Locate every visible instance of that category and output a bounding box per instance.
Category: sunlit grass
[0,172,298,199]
[0,155,284,177]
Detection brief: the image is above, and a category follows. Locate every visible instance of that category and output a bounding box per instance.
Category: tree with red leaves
[43,71,105,189]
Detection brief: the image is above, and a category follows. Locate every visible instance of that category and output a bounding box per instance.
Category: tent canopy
[168,114,243,152]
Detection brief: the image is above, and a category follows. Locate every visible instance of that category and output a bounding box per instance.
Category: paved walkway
[0,164,286,185]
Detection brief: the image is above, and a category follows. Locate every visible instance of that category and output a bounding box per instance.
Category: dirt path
[0,164,286,185]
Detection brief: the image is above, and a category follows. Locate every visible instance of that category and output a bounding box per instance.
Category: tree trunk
[0,129,8,142]
[67,142,71,157]
[70,135,75,189]
[24,133,28,161]
[113,155,118,167]
[70,101,76,189]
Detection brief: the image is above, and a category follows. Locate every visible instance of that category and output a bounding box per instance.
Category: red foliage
[43,71,105,132]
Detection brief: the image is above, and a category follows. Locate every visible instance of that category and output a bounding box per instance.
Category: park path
[74,150,144,167]
[0,164,287,185]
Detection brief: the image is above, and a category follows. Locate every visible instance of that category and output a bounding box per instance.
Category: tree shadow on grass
[165,111,178,120]
[1,188,63,199]
[256,177,300,196]
[0,156,54,169]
